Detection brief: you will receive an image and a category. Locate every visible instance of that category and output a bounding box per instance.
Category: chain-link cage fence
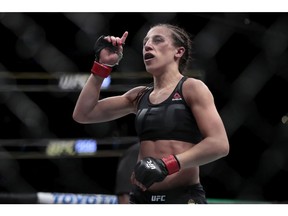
[0,12,287,204]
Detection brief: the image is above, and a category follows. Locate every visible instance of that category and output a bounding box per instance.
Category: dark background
[0,12,287,203]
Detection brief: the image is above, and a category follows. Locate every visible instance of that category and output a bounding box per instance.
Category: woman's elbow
[219,140,230,157]
[72,110,86,124]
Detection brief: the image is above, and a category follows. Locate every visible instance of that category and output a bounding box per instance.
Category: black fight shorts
[129,183,207,204]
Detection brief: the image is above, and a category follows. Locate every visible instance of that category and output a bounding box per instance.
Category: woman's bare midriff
[138,140,200,191]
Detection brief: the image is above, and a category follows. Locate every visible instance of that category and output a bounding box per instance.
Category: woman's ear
[175,47,185,58]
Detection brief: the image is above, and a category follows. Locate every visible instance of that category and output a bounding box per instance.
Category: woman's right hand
[97,31,128,67]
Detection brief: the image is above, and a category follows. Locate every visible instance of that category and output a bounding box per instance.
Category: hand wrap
[133,155,180,189]
[91,61,112,78]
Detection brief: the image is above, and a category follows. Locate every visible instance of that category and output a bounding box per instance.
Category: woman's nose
[144,43,152,51]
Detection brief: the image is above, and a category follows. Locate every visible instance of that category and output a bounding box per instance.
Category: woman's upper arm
[183,79,227,139]
[84,86,144,123]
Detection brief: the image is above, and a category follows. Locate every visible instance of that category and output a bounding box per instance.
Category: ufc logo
[151,195,166,202]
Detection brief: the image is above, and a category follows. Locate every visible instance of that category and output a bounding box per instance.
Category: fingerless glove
[133,155,180,189]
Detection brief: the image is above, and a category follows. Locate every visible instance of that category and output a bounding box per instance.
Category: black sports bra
[135,76,202,144]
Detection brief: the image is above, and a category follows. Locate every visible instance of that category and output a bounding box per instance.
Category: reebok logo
[172,92,182,101]
[151,195,166,202]
[145,159,156,170]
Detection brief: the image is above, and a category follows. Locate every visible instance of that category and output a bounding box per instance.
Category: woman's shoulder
[123,85,150,102]
[183,77,208,90]
[182,77,213,101]
[125,85,149,96]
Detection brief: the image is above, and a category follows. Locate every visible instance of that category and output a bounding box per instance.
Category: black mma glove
[94,35,124,67]
[133,155,180,189]
[91,35,123,78]
[94,35,119,62]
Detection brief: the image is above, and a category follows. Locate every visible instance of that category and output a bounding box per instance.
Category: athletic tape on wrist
[91,61,112,78]
[162,155,180,175]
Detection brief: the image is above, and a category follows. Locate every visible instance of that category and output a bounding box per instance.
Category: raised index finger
[120,31,128,45]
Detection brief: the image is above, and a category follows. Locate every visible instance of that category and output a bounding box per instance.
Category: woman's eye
[153,37,163,43]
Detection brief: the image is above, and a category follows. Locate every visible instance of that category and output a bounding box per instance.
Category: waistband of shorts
[133,183,204,196]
